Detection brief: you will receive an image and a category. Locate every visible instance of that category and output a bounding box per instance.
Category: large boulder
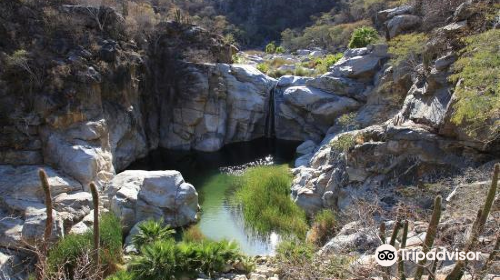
[160,64,276,152]
[0,215,23,249]
[320,222,380,255]
[275,85,360,141]
[21,208,65,245]
[377,5,414,22]
[0,165,82,202]
[41,129,114,188]
[104,100,149,171]
[0,165,92,249]
[0,165,92,227]
[355,65,410,128]
[394,70,452,129]
[306,75,366,101]
[0,250,27,280]
[329,45,389,81]
[387,15,422,38]
[108,170,199,232]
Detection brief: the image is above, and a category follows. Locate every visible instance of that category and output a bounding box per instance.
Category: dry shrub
[340,199,384,226]
[42,6,86,44]
[73,0,122,10]
[412,0,468,30]
[124,2,160,40]
[32,245,105,280]
[307,210,338,246]
[350,0,388,21]
[182,225,206,243]
[183,49,215,64]
[281,20,373,51]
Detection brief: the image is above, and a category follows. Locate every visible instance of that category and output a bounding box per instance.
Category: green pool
[127,138,300,255]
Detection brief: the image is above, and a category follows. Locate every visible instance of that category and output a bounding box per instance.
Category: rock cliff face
[158,63,276,152]
[0,2,246,260]
[287,3,499,215]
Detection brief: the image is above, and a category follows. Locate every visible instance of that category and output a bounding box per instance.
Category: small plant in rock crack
[330,133,357,152]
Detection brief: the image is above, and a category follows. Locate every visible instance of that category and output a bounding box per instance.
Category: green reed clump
[47,213,123,277]
[234,165,308,238]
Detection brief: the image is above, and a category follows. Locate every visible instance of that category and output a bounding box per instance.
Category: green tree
[348,26,379,48]
[265,41,276,53]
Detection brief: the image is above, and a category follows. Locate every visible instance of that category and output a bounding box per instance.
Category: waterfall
[265,84,276,138]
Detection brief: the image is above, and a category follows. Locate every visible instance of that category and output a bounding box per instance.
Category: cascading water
[265,83,277,138]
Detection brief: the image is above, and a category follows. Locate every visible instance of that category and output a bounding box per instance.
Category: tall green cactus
[399,220,409,280]
[89,182,100,266]
[39,169,53,249]
[414,195,442,280]
[390,220,402,246]
[445,163,499,280]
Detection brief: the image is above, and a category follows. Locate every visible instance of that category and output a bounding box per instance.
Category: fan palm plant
[132,220,175,250]
[129,239,185,280]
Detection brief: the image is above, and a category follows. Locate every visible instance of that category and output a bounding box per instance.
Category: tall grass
[234,165,308,238]
[47,213,123,277]
[276,239,315,262]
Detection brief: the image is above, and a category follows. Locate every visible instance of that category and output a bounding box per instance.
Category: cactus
[414,195,442,280]
[477,234,499,280]
[446,164,499,280]
[428,260,438,280]
[390,220,402,246]
[378,222,390,280]
[39,169,53,249]
[174,9,183,23]
[89,182,100,266]
[398,220,409,280]
[379,222,386,244]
